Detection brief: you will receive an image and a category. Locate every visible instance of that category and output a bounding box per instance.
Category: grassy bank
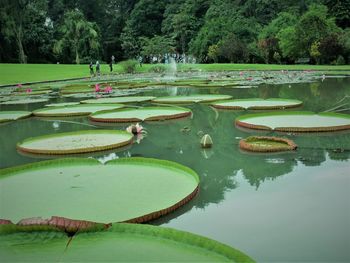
[0,63,349,85]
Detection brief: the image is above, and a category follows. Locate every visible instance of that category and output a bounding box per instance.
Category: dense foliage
[0,0,349,64]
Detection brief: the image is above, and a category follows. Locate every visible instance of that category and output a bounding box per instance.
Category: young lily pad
[45,102,81,107]
[81,96,156,104]
[239,136,297,152]
[0,111,32,123]
[90,106,192,122]
[33,104,124,117]
[0,158,199,224]
[0,223,255,262]
[17,130,133,155]
[236,111,350,132]
[0,98,49,105]
[152,94,232,104]
[212,98,303,110]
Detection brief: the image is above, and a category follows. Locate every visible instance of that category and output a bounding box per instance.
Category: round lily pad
[17,130,133,155]
[0,158,199,223]
[236,111,350,132]
[239,136,297,152]
[90,106,192,122]
[33,104,124,117]
[212,98,303,110]
[45,102,80,107]
[60,84,93,94]
[0,98,49,105]
[12,90,51,96]
[81,96,156,104]
[152,94,232,104]
[0,223,255,262]
[0,111,32,123]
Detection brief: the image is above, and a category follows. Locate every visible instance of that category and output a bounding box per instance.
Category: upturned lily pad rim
[33,103,124,117]
[152,94,233,104]
[0,157,199,223]
[80,96,157,104]
[90,106,192,122]
[212,98,303,110]
[235,111,350,132]
[0,223,255,263]
[0,111,32,123]
[239,136,297,152]
[16,130,133,155]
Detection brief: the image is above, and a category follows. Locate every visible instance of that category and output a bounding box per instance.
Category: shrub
[336,55,345,65]
[119,60,138,73]
[148,65,166,73]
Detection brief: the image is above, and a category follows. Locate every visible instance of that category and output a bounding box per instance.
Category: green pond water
[0,76,350,262]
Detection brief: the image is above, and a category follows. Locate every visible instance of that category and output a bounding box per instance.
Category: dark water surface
[1,77,349,261]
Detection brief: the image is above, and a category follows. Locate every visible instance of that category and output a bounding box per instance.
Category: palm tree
[54,9,100,64]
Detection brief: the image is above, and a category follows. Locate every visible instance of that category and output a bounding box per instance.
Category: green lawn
[0,63,349,86]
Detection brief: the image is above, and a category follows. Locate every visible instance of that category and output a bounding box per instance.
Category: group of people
[89,55,115,77]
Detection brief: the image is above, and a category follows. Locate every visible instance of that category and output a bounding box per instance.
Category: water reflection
[1,76,350,261]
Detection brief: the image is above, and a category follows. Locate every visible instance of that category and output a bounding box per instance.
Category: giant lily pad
[236,111,350,132]
[17,130,133,155]
[33,104,123,117]
[12,90,52,96]
[90,106,191,122]
[0,111,32,123]
[60,84,93,94]
[0,223,255,262]
[0,98,49,105]
[239,136,297,152]
[212,98,302,110]
[152,94,232,104]
[81,96,156,104]
[45,102,80,107]
[0,158,199,223]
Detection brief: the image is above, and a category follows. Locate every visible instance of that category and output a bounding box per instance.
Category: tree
[294,4,340,57]
[277,26,299,61]
[53,10,100,64]
[324,0,350,28]
[140,35,175,60]
[0,0,31,63]
[218,34,248,63]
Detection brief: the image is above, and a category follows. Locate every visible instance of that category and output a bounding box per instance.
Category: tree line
[0,0,349,65]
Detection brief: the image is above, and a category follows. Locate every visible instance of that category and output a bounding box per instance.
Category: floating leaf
[212,98,302,110]
[0,158,199,224]
[90,106,191,122]
[239,136,297,152]
[236,111,350,132]
[152,94,232,104]
[0,111,32,123]
[33,104,123,117]
[17,130,133,155]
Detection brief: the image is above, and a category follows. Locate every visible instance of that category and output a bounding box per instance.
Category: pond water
[0,75,350,262]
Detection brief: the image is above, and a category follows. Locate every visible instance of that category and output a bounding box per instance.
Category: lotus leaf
[239,136,297,152]
[81,96,156,104]
[212,98,303,110]
[33,104,123,117]
[17,130,133,154]
[236,111,350,132]
[1,98,49,105]
[90,106,191,122]
[0,111,32,123]
[153,94,232,104]
[0,223,255,262]
[0,158,199,223]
